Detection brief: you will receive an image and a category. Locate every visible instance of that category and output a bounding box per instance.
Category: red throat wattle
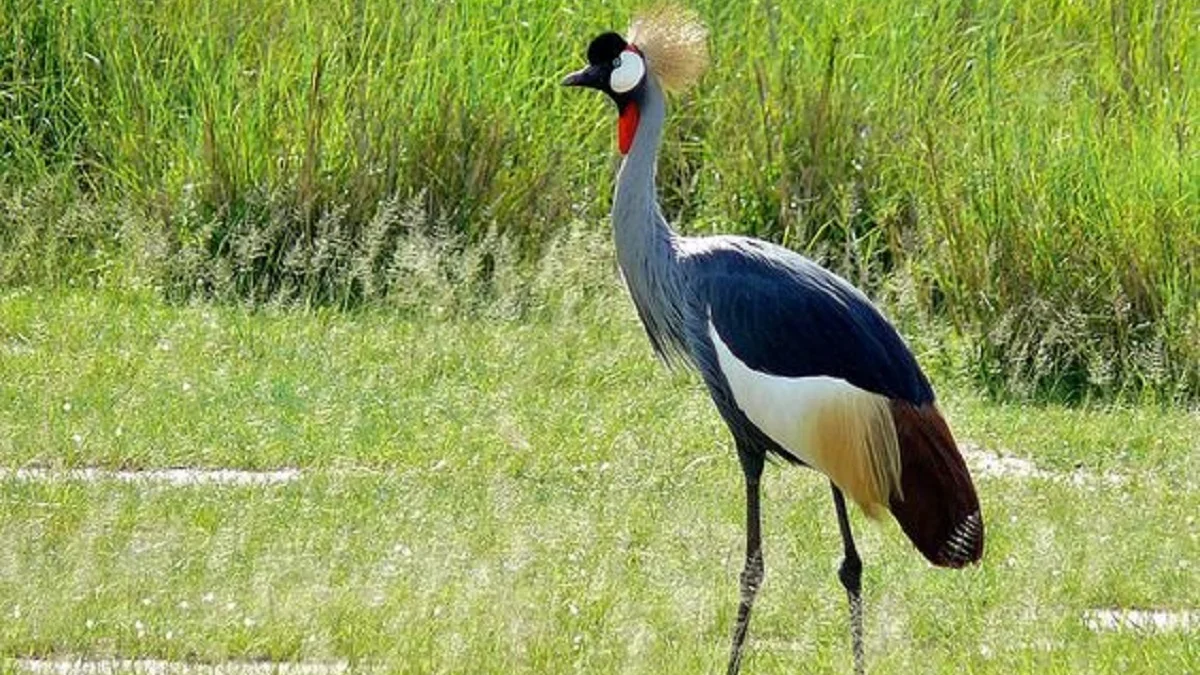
[618,102,640,155]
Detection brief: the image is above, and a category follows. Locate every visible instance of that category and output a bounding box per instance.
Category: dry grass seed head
[628,5,709,93]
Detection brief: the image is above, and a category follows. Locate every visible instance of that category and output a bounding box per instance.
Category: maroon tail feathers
[887,400,984,568]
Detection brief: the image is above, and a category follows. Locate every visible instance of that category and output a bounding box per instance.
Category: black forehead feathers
[587,32,628,65]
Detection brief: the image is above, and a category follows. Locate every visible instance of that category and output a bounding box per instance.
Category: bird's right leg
[831,483,864,675]
[726,454,764,675]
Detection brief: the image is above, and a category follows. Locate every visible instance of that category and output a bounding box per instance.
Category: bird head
[562,32,647,155]
[563,5,709,155]
[562,32,647,107]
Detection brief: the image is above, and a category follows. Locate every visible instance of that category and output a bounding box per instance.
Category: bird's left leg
[831,482,864,675]
[726,452,764,675]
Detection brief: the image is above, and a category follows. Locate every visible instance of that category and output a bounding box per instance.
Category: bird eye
[609,50,645,94]
[612,57,622,68]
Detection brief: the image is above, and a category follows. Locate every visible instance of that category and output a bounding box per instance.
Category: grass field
[1,290,1196,673]
[1,0,1197,671]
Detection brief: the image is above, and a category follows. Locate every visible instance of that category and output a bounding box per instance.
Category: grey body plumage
[612,75,926,452]
[610,76,783,477]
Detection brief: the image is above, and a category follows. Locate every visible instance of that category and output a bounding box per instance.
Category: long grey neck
[611,76,687,362]
[613,76,673,267]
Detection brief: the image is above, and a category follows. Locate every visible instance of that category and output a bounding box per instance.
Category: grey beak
[562,65,603,88]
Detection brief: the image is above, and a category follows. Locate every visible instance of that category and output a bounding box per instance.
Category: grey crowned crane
[562,7,984,674]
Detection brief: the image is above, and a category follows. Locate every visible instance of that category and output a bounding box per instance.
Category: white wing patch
[709,317,853,465]
[708,316,902,514]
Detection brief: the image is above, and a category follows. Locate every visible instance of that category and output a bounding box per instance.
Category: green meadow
[1,0,1197,672]
[0,289,1197,673]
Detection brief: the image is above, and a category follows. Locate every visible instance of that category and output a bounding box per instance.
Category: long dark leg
[831,483,864,675]
[726,456,764,675]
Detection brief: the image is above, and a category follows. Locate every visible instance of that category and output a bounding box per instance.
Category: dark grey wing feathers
[682,237,935,404]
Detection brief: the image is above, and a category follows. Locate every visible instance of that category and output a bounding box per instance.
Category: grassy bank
[1,0,1197,399]
[0,290,1196,673]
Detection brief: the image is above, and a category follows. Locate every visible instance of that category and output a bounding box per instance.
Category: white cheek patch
[609,50,645,94]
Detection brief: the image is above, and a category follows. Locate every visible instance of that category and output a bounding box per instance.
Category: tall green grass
[0,0,1196,400]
